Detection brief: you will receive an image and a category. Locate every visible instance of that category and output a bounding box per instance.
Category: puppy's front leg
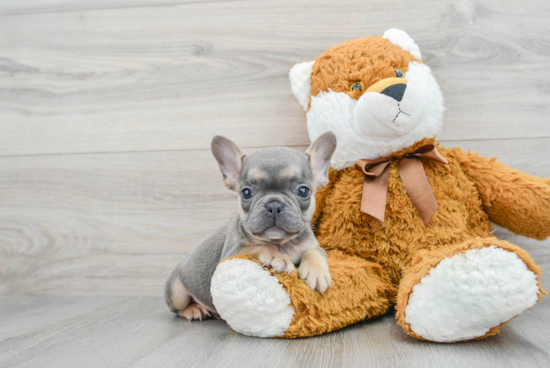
[298,248,332,294]
[240,246,296,274]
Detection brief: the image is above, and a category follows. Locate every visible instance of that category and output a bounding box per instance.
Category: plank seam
[0,136,548,159]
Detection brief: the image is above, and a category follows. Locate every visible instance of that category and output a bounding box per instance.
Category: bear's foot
[211,251,396,338]
[397,238,544,342]
[211,255,296,337]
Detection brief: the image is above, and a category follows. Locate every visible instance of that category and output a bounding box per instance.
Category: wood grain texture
[0,0,550,363]
[0,0,550,156]
[0,295,548,368]
[0,0,235,16]
[0,138,548,296]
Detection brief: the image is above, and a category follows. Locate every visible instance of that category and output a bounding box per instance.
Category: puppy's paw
[270,254,296,274]
[298,262,332,294]
[258,251,295,274]
[178,303,211,321]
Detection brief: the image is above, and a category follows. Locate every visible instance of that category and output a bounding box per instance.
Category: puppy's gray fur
[165,132,337,320]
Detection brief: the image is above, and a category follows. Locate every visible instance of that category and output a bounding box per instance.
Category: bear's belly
[315,159,492,284]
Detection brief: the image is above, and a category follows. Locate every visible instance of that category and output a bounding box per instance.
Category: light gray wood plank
[0,0,235,16]
[0,295,548,368]
[0,138,548,296]
[0,148,236,295]
[0,296,136,361]
[1,0,550,156]
[0,296,185,368]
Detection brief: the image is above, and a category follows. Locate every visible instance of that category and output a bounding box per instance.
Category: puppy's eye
[395,69,404,78]
[241,188,253,200]
[349,82,362,92]
[296,186,310,198]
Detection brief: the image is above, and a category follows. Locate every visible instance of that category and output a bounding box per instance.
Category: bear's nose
[265,201,284,218]
[380,83,407,102]
[365,77,408,102]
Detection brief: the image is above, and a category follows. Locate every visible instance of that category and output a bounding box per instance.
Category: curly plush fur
[210,30,549,341]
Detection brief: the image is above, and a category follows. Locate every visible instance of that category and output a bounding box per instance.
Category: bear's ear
[289,61,315,111]
[383,29,422,60]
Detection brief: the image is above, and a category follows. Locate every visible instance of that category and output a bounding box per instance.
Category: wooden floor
[1,0,550,366]
[0,295,548,368]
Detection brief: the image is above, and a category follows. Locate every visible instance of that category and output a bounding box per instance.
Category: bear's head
[289,29,444,170]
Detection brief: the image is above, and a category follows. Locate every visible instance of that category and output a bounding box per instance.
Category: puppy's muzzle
[246,195,304,237]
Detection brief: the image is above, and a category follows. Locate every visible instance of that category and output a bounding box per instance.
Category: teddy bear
[209,29,550,342]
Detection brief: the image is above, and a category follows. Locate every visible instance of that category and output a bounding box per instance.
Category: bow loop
[404,144,449,165]
[355,158,396,177]
[355,145,448,227]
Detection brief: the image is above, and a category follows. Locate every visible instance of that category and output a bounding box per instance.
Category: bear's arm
[452,148,550,240]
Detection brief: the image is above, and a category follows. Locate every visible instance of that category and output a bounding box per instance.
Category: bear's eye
[349,82,362,92]
[241,188,253,200]
[296,186,310,198]
[395,69,404,78]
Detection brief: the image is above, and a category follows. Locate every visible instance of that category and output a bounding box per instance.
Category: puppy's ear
[305,131,337,188]
[212,136,246,190]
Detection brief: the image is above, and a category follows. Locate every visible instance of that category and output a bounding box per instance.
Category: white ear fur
[383,29,422,60]
[289,61,315,111]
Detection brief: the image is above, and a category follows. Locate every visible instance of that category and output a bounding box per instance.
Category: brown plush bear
[209,29,550,342]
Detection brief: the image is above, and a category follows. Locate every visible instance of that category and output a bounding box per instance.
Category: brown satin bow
[354,145,448,227]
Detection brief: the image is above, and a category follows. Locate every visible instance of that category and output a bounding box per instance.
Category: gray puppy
[165,132,337,321]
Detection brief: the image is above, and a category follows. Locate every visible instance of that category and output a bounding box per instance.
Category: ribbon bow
[354,145,448,227]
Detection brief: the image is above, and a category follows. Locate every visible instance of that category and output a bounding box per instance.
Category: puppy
[165,132,337,321]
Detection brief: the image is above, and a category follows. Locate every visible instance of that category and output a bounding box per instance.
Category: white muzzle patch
[353,83,426,139]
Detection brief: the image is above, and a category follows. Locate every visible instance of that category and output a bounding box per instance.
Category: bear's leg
[396,237,545,342]
[211,250,396,338]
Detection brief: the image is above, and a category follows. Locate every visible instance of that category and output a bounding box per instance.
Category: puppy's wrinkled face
[211,132,336,244]
[238,148,315,242]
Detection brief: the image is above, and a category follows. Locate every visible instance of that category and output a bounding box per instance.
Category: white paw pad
[405,246,539,342]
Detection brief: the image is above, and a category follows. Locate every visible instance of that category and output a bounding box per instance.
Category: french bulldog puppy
[165,132,337,321]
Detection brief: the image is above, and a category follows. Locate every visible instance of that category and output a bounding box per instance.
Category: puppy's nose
[265,201,284,218]
[380,83,406,102]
